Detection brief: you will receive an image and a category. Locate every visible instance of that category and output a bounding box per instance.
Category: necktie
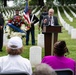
[49,17,51,26]
[50,17,51,24]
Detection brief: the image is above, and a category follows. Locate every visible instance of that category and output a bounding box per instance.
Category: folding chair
[0,72,29,75]
[55,69,74,75]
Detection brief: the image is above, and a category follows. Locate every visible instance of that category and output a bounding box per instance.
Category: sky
[7,1,14,7]
[7,0,46,7]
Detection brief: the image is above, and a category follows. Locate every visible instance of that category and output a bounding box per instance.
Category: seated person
[33,63,57,75]
[41,41,75,73]
[7,10,25,33]
[0,36,32,75]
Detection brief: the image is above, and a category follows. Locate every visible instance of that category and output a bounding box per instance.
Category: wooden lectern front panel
[44,34,52,56]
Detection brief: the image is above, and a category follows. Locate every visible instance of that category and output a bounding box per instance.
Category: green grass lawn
[58,6,76,28]
[0,6,76,61]
[1,25,76,60]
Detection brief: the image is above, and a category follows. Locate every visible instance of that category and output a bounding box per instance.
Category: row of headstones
[67,6,76,18]
[57,7,76,39]
[2,9,24,21]
[72,6,76,10]
[62,6,73,22]
[34,7,43,16]
[2,5,40,21]
[2,5,76,21]
[0,6,26,20]
[70,4,76,9]
[2,10,14,20]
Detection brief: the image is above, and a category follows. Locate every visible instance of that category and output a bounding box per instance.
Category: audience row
[0,36,75,75]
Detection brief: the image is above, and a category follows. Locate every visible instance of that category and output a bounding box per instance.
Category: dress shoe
[32,43,35,45]
[26,43,29,45]
[0,50,2,52]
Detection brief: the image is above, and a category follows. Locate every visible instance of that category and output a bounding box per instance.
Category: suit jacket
[0,13,4,26]
[42,15,59,28]
[30,14,39,28]
[39,12,48,25]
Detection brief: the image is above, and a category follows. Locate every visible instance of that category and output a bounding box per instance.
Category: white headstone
[29,46,42,67]
[71,29,76,39]
[3,33,9,46]
[68,26,74,35]
[37,34,44,48]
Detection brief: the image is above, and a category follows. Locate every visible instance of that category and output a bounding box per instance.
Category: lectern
[42,26,62,56]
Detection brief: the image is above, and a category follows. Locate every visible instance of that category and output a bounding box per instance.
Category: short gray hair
[33,63,57,75]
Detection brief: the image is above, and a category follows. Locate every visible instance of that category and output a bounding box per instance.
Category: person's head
[33,63,57,75]
[48,8,54,16]
[6,36,23,55]
[15,10,19,15]
[42,6,48,12]
[54,40,69,56]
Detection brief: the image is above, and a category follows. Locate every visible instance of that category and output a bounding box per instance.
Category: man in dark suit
[42,8,59,27]
[39,6,48,30]
[0,12,4,52]
[26,8,39,45]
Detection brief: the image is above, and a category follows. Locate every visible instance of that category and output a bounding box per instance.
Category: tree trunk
[3,0,7,7]
[38,0,44,7]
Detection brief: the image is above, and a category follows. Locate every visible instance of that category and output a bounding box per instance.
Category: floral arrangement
[24,20,31,31]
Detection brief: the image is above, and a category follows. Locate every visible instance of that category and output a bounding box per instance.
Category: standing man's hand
[44,19,47,23]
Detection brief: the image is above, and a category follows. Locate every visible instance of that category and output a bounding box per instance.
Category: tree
[3,0,7,7]
[13,0,25,6]
[38,0,44,7]
[29,0,44,7]
[58,0,76,5]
